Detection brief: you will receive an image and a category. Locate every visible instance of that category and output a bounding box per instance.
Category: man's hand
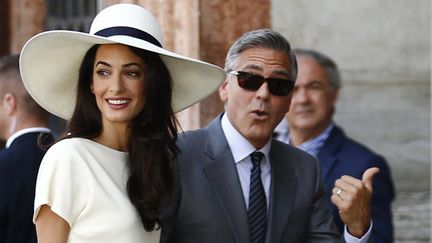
[331,167,380,238]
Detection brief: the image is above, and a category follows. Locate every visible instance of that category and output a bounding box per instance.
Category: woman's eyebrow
[95,61,111,67]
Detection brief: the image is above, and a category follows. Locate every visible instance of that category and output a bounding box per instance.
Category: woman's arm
[35,205,70,243]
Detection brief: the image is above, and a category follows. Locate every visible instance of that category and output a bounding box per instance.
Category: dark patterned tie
[248,151,267,243]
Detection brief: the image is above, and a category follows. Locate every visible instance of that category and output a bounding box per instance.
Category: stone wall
[272,0,430,242]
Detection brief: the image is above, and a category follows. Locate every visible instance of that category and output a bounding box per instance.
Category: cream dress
[33,138,160,243]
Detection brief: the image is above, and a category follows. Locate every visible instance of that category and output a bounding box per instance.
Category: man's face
[286,55,338,136]
[219,47,293,149]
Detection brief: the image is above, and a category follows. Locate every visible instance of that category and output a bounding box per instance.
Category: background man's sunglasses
[228,71,294,96]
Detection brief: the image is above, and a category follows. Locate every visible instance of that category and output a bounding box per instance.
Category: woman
[19,4,225,243]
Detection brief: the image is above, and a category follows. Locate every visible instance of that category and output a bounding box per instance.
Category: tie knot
[250,151,264,167]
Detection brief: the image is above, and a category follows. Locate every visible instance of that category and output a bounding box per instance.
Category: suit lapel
[266,141,297,243]
[202,116,250,243]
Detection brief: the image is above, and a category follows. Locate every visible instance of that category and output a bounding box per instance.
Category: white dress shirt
[5,127,52,148]
[221,113,271,209]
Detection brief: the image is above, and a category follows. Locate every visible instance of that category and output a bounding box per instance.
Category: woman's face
[91,44,147,128]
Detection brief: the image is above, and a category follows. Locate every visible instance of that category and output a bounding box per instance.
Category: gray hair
[294,49,341,89]
[224,29,297,81]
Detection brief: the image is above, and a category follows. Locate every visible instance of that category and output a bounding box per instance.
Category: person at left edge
[0,54,53,243]
[19,3,225,243]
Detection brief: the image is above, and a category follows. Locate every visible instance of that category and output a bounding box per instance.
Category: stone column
[141,0,202,131]
[9,0,46,54]
[198,0,271,127]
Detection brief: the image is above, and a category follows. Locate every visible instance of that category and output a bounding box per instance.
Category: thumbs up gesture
[331,167,380,238]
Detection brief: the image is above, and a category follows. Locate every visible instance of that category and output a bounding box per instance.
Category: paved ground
[393,191,430,242]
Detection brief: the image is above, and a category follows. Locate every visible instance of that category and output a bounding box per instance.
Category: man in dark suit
[161,29,377,243]
[275,49,395,242]
[0,55,53,243]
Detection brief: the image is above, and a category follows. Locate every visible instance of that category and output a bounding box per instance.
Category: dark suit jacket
[161,115,349,243]
[317,125,394,243]
[0,132,53,243]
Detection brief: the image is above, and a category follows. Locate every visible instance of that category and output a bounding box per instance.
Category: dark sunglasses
[228,71,294,96]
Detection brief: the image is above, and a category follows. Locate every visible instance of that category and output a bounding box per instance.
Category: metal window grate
[45,0,98,32]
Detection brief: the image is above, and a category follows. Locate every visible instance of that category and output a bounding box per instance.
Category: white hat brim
[20,30,226,120]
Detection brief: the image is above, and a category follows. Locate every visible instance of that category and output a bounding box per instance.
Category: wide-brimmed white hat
[20,3,226,120]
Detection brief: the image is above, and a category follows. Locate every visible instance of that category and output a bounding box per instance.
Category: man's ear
[329,89,339,107]
[2,93,16,115]
[218,79,229,102]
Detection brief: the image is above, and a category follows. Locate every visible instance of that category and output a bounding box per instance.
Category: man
[161,29,376,243]
[275,49,395,242]
[0,54,53,243]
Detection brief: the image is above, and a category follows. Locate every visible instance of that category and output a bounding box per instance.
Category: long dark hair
[65,44,178,231]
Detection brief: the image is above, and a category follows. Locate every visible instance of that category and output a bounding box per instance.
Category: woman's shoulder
[46,137,126,162]
[39,138,115,178]
[48,137,92,153]
[41,138,90,166]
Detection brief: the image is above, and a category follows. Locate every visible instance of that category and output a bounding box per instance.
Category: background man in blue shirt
[275,49,395,243]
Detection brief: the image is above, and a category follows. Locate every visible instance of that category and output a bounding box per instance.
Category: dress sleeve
[33,141,88,227]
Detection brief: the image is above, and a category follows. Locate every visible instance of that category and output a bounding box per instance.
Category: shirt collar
[221,113,271,164]
[289,123,334,157]
[6,127,52,148]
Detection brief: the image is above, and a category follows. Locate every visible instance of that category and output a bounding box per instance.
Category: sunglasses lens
[267,78,294,96]
[233,71,294,96]
[236,71,264,91]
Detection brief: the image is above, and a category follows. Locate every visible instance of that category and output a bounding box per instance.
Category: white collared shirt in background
[6,127,52,148]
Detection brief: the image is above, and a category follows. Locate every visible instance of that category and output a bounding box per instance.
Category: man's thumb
[362,167,380,190]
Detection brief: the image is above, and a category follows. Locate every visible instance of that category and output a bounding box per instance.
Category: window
[45,0,98,32]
